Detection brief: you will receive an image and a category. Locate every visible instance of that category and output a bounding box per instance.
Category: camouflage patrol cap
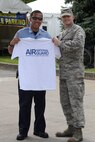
[61,8,73,17]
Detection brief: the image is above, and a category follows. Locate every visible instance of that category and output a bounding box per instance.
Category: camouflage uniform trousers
[59,78,85,128]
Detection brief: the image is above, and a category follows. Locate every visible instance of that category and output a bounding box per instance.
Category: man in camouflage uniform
[53,8,85,142]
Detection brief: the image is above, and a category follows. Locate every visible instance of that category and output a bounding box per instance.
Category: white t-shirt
[12,38,61,90]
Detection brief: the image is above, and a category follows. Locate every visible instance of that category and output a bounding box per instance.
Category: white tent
[27,0,71,14]
[0,0,32,13]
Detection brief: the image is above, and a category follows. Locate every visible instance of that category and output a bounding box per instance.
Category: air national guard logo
[26,49,49,56]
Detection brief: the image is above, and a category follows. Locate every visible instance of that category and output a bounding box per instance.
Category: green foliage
[64,0,95,46]
[21,0,36,4]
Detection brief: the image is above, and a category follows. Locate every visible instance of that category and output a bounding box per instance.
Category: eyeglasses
[32,17,43,21]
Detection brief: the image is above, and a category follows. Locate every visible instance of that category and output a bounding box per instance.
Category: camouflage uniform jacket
[59,23,85,80]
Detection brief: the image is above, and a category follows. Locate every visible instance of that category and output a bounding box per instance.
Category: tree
[22,0,36,3]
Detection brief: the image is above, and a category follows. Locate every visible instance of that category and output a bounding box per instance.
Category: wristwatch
[8,44,14,48]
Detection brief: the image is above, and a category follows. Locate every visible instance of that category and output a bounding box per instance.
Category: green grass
[0,56,18,64]
[85,68,95,73]
[0,56,95,73]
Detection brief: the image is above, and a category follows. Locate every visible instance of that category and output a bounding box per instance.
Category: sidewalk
[0,69,95,142]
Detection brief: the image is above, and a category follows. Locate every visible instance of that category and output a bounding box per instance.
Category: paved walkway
[0,69,95,142]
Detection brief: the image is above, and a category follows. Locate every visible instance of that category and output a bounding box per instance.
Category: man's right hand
[8,38,20,54]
